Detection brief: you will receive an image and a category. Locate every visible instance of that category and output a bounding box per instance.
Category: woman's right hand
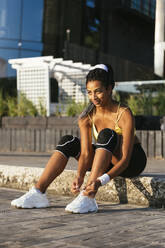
[71,176,84,194]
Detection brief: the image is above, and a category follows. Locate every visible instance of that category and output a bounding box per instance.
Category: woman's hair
[79,64,115,119]
[86,64,115,89]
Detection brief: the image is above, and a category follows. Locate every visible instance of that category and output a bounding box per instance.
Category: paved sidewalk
[0,152,164,174]
[1,187,165,248]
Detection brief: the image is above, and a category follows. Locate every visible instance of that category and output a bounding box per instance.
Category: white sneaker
[65,191,98,214]
[11,187,50,208]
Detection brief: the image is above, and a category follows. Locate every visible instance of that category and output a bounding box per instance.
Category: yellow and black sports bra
[88,103,129,140]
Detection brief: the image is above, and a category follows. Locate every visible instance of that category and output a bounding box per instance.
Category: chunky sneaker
[11,187,50,208]
[65,191,98,213]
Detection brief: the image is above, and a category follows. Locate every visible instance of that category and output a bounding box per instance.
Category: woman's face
[86,80,112,107]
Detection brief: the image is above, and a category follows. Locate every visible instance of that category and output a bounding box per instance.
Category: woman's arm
[82,108,135,197]
[71,116,94,194]
[77,117,94,178]
[107,108,135,179]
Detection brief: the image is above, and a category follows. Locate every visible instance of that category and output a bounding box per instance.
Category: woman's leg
[83,149,112,197]
[119,143,147,178]
[87,149,112,182]
[84,129,118,197]
[36,135,81,193]
[11,135,81,208]
[11,151,67,208]
[35,151,68,193]
[65,129,118,213]
[85,143,147,198]
[89,128,117,178]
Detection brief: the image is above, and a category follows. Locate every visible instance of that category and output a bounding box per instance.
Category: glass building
[130,0,156,19]
[122,0,156,19]
[0,0,44,77]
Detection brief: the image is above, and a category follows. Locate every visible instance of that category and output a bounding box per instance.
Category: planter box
[2,116,78,129]
[2,116,162,130]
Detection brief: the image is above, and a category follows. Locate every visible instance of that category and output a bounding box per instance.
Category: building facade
[0,0,44,77]
[154,0,165,78]
[98,0,156,67]
[0,0,158,79]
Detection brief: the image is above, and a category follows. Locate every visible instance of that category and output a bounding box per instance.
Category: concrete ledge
[1,165,165,208]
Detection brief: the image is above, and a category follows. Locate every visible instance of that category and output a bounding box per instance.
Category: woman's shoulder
[78,115,92,128]
[118,102,128,109]
[118,102,132,114]
[117,103,134,122]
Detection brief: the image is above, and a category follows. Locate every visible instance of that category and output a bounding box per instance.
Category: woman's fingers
[71,179,81,194]
[84,180,101,197]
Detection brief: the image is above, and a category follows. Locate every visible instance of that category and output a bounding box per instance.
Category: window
[22,0,44,42]
[0,0,44,77]
[0,0,21,39]
[130,0,156,19]
[131,0,141,12]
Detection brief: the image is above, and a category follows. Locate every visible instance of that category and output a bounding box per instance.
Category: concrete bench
[0,165,165,208]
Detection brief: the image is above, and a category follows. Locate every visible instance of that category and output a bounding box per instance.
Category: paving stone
[1,188,165,248]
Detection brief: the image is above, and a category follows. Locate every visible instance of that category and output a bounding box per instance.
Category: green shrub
[66,100,88,117]
[152,90,165,116]
[0,90,7,116]
[126,91,164,116]
[127,95,143,115]
[17,93,38,117]
[54,103,65,116]
[38,98,47,117]
[6,96,18,117]
[0,77,17,98]
[0,91,49,117]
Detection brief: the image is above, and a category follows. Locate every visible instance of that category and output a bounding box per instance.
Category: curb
[1,165,165,207]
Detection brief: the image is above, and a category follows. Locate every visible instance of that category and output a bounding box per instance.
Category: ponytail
[79,101,95,119]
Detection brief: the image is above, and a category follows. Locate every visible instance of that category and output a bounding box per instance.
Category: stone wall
[1,165,165,208]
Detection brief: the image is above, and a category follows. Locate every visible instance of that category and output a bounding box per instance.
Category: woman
[11,64,147,213]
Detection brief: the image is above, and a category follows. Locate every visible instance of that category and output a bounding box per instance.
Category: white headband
[90,64,108,72]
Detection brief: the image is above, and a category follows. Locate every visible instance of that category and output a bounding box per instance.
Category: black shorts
[56,134,147,178]
[108,143,147,178]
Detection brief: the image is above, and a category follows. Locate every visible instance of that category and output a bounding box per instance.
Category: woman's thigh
[118,143,147,178]
[106,143,147,178]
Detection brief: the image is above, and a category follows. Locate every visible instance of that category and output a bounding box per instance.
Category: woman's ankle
[35,184,46,194]
[82,190,96,198]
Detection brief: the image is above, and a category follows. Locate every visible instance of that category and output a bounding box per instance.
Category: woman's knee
[96,128,118,153]
[56,135,80,158]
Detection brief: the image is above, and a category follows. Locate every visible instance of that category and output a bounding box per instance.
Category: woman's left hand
[83,179,101,198]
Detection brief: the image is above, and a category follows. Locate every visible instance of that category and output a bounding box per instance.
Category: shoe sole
[65,209,98,214]
[11,205,50,209]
